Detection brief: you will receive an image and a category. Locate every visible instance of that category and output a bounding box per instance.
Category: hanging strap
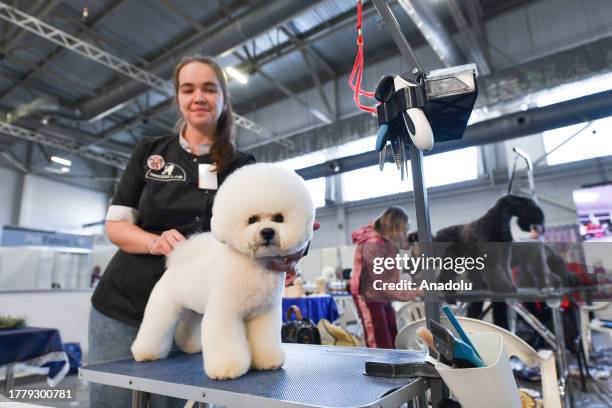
[348,0,378,114]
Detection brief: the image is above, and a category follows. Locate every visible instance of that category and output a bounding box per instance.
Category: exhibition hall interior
[0,0,611,407]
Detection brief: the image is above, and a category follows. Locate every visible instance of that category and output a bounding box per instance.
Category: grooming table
[80,344,428,408]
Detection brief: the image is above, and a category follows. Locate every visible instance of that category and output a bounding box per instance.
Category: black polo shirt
[92,135,255,327]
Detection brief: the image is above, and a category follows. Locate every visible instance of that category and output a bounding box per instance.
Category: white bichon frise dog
[130,163,315,380]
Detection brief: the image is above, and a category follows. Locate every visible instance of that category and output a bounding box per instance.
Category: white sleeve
[105,205,139,224]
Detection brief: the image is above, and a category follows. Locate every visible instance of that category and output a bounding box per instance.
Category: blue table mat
[82,344,426,407]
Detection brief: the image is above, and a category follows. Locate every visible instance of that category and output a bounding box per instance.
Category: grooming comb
[430,320,484,368]
[440,305,482,360]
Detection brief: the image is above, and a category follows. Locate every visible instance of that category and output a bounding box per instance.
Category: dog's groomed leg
[131,275,183,361]
[201,304,251,380]
[174,309,202,353]
[246,305,285,371]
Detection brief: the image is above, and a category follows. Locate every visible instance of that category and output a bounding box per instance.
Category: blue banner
[1,226,94,250]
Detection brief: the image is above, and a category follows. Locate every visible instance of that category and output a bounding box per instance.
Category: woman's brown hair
[374,206,410,248]
[173,55,235,172]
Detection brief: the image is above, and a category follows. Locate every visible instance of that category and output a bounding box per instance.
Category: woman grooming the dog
[88,55,305,407]
[351,206,419,349]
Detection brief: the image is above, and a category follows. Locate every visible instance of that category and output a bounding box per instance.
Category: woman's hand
[149,229,186,256]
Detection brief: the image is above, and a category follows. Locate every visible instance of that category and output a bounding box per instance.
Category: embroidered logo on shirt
[146,163,186,182]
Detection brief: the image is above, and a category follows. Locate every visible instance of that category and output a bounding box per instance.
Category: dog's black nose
[260,228,275,242]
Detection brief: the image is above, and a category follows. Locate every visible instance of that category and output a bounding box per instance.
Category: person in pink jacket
[351,206,416,348]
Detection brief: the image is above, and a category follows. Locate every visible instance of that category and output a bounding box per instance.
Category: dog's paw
[204,354,251,380]
[251,346,285,371]
[176,339,202,354]
[131,340,167,362]
[175,331,202,354]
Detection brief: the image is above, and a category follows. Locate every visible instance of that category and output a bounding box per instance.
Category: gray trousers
[88,306,186,408]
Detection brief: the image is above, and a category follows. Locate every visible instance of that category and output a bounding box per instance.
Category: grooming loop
[348,0,378,114]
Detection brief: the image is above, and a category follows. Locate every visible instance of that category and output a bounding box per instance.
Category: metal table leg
[415,390,428,408]
[3,364,15,395]
[508,300,518,334]
[132,390,149,408]
[550,302,572,408]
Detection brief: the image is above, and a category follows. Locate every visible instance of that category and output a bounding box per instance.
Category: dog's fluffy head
[500,194,545,232]
[211,163,315,257]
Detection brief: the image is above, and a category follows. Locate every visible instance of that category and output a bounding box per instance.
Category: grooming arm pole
[371,0,447,404]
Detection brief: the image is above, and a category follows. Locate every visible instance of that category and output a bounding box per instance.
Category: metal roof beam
[0,1,281,142]
[1,0,61,55]
[0,120,128,169]
[281,23,335,118]
[295,89,612,180]
[396,0,464,67]
[0,0,130,101]
[0,2,173,94]
[233,2,379,75]
[445,0,491,75]
[280,23,335,77]
[234,51,331,125]
[0,150,27,172]
[75,0,322,120]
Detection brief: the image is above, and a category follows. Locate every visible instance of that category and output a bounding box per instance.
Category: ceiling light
[225,67,248,85]
[51,156,72,166]
[60,166,70,173]
[88,102,127,123]
[45,167,64,174]
[220,48,235,57]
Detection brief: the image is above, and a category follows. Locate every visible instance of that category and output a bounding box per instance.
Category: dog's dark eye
[272,213,284,223]
[247,215,260,225]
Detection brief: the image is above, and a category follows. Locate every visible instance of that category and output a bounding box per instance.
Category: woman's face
[177,61,225,133]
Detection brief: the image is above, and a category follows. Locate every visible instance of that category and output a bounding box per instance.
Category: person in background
[88,55,304,408]
[350,206,418,348]
[90,265,101,288]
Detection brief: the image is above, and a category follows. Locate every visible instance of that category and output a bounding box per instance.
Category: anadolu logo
[146,163,186,182]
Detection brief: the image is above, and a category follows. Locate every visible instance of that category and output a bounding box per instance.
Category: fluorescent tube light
[225,67,248,85]
[51,156,72,166]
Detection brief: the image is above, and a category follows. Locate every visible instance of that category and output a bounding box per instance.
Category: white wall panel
[0,165,23,228]
[18,175,107,234]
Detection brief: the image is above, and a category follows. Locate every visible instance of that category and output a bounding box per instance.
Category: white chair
[579,302,612,363]
[395,301,426,331]
[396,317,562,408]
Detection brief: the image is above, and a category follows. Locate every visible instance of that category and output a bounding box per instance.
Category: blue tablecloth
[282,296,339,324]
[0,327,69,386]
